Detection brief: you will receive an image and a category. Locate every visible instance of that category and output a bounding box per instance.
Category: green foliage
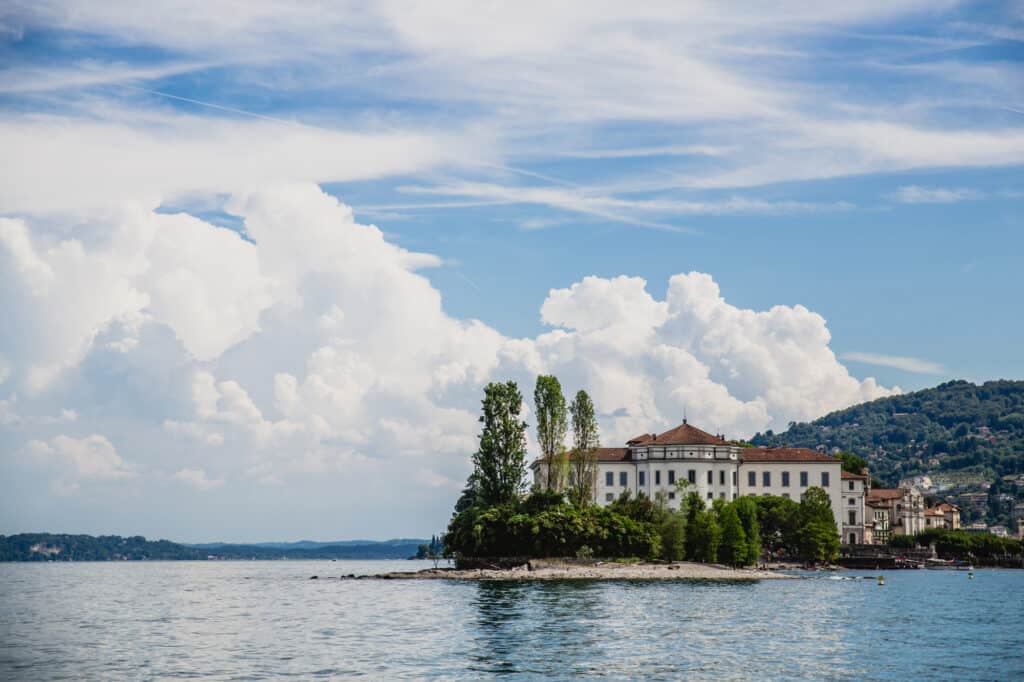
[717,503,747,567]
[750,380,1024,526]
[888,534,917,549]
[796,487,840,564]
[893,529,1022,558]
[733,496,762,565]
[838,451,868,474]
[534,375,569,491]
[754,495,801,554]
[659,512,687,562]
[568,390,600,506]
[683,491,705,560]
[473,381,528,507]
[689,508,721,563]
[0,534,206,561]
[445,492,662,560]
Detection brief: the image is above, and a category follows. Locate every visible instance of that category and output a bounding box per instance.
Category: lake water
[1,561,1022,680]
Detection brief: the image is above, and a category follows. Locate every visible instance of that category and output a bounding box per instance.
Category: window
[800,471,808,487]
[748,471,756,487]
[688,469,696,484]
[639,471,646,486]
[732,471,738,486]
[763,471,771,487]
[781,471,790,487]
[849,498,856,505]
[821,472,830,487]
[605,493,614,502]
[605,471,614,486]
[720,492,726,499]
[655,470,661,485]
[782,493,790,499]
[706,470,712,485]
[620,471,628,487]
[719,470,725,485]
[848,480,855,491]
[707,492,713,500]
[668,470,676,484]
[849,510,857,525]
[668,492,675,500]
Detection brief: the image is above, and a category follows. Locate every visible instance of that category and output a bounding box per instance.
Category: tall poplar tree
[568,389,600,506]
[733,495,762,566]
[718,503,747,567]
[534,375,568,492]
[473,381,528,506]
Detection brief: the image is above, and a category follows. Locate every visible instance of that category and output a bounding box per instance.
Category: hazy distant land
[0,534,429,562]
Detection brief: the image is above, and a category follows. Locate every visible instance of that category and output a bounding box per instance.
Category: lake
[1,561,1022,680]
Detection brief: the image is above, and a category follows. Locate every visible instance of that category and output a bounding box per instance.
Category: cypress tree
[473,381,528,506]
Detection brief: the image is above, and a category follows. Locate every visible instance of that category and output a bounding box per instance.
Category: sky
[1,1,1022,542]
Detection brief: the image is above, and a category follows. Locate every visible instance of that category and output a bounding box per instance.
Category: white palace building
[532,420,846,538]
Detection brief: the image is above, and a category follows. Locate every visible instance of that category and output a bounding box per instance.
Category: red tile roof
[741,447,838,463]
[841,471,868,480]
[627,421,727,446]
[594,447,630,462]
[867,488,904,502]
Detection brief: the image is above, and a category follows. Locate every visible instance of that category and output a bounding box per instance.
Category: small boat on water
[924,559,973,571]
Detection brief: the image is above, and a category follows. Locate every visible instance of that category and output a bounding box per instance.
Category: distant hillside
[749,380,1024,525]
[0,534,429,562]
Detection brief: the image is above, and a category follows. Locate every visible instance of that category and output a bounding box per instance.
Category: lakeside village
[443,377,1024,570]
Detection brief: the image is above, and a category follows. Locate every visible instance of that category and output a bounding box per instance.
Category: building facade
[532,420,845,538]
[841,471,868,545]
[924,502,961,531]
[866,486,925,537]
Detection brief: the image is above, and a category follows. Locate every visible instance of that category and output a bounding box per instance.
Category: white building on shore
[532,420,844,537]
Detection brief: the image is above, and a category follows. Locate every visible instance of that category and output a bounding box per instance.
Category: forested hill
[749,380,1024,524]
[0,534,428,562]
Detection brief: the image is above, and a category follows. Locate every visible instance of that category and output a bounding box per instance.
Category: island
[364,376,1022,582]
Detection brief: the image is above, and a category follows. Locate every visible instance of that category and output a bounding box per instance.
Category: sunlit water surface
[1,561,1022,680]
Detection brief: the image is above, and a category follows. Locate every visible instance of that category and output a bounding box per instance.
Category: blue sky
[1,2,1022,540]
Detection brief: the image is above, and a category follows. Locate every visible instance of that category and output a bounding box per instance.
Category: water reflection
[470,580,608,675]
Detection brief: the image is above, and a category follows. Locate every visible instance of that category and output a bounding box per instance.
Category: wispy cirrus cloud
[840,351,946,374]
[890,185,985,204]
[396,180,854,231]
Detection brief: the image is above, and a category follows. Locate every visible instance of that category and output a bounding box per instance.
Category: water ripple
[1,562,1022,680]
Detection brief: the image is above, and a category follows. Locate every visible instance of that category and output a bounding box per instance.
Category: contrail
[123,85,302,126]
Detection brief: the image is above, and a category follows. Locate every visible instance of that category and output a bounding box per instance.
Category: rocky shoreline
[329,560,799,581]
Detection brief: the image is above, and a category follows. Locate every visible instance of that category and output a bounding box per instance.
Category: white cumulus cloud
[1,184,896,537]
[172,467,224,491]
[24,434,133,480]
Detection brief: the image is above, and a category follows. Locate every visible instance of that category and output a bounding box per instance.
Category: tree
[683,491,704,560]
[797,487,840,564]
[690,509,721,563]
[733,496,761,566]
[473,381,528,506]
[717,503,747,567]
[754,495,800,555]
[659,513,687,562]
[534,375,569,492]
[838,452,868,475]
[568,390,600,506]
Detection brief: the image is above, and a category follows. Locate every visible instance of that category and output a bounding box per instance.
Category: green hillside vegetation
[750,380,1024,526]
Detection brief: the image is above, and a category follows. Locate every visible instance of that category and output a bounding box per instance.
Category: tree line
[444,376,840,565]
